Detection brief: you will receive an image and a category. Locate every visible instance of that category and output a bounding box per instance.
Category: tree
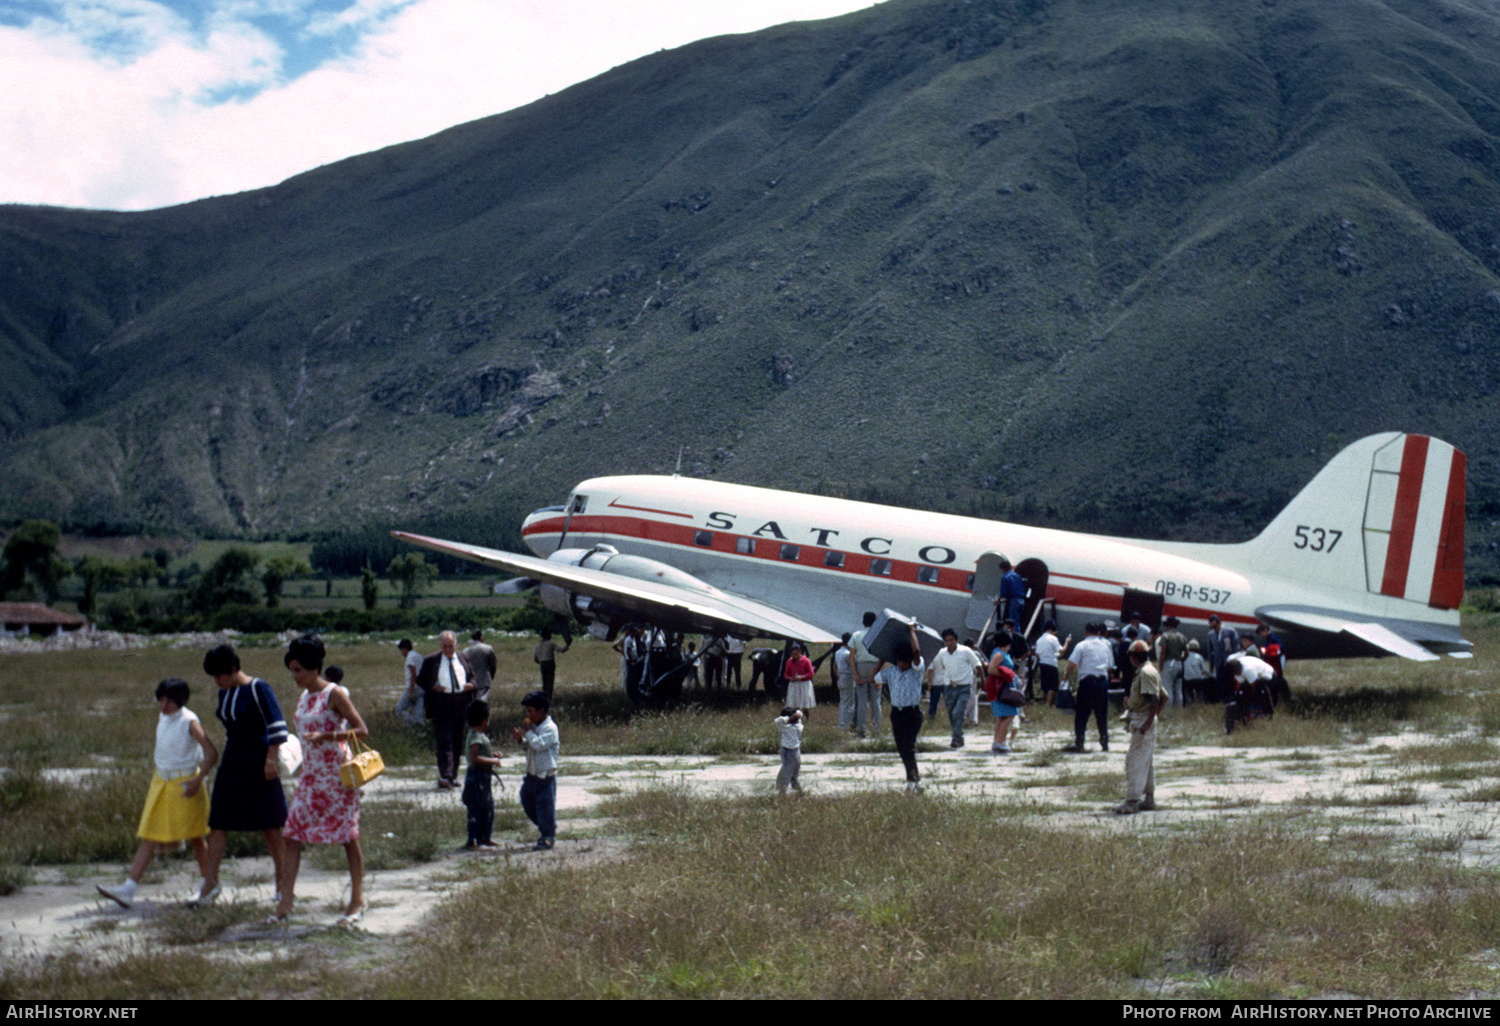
[261,555,312,609]
[386,553,437,610]
[1,520,70,603]
[125,557,157,588]
[360,564,379,611]
[74,556,128,618]
[194,547,262,611]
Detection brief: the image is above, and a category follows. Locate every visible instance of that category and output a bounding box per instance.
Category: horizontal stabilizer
[393,531,840,644]
[1339,622,1440,662]
[1256,605,1466,661]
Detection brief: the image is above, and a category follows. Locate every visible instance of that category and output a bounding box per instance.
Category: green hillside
[2,0,1499,579]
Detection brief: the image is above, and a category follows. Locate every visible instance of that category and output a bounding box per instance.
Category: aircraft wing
[392,531,841,644]
[1256,605,1459,661]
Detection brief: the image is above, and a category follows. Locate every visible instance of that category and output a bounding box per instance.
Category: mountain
[3,0,1500,581]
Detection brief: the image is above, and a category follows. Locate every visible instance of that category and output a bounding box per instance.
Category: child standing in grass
[463,701,502,850]
[96,678,219,908]
[774,706,803,794]
[514,691,559,851]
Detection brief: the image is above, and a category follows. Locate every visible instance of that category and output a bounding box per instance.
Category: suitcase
[862,609,946,666]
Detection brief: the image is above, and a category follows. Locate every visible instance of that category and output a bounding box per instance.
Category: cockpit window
[570,494,588,514]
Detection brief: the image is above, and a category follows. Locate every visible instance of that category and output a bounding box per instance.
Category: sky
[0,0,880,211]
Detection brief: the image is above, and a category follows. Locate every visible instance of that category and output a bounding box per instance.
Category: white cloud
[0,0,880,210]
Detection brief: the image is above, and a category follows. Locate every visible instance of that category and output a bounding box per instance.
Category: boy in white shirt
[774,707,804,794]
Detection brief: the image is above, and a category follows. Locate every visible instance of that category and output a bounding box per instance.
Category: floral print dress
[284,685,360,844]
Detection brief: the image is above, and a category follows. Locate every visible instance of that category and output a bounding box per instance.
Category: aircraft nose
[522,505,568,556]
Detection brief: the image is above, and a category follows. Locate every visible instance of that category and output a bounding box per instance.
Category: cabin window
[824,551,845,569]
[869,559,892,577]
[735,537,756,555]
[694,531,713,547]
[780,544,801,561]
[917,566,940,584]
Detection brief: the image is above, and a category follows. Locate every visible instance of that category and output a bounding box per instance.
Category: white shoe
[95,883,135,908]
[185,883,221,907]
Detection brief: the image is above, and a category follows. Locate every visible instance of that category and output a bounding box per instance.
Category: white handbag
[276,734,304,778]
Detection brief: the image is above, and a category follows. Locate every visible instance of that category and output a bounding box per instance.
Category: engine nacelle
[538,545,717,632]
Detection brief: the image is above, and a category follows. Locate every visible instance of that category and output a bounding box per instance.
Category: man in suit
[464,629,498,702]
[418,631,476,789]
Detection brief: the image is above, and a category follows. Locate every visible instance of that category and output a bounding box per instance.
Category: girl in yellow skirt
[96,678,219,908]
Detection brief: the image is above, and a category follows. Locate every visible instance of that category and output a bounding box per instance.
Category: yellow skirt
[137,771,210,843]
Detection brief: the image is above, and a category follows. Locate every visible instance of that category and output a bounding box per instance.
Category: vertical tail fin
[1245,433,1466,610]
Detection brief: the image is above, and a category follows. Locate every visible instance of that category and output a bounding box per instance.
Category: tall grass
[367,788,1500,999]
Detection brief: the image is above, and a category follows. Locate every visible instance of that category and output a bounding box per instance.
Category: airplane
[393,431,1472,685]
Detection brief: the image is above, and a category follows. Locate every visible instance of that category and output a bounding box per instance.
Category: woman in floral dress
[272,635,369,926]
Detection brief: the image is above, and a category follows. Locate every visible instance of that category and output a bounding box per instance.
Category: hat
[1163,616,1180,628]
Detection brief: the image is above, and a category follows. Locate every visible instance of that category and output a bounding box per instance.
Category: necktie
[447,656,458,693]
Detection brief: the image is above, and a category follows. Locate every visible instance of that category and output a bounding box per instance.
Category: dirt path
[6,711,1498,963]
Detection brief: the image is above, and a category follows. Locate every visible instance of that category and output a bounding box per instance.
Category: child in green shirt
[462,701,502,850]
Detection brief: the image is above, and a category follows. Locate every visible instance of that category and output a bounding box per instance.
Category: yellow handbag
[339,733,385,790]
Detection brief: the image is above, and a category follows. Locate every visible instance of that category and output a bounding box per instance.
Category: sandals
[336,902,367,928]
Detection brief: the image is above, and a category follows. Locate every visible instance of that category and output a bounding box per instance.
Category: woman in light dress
[272,634,369,927]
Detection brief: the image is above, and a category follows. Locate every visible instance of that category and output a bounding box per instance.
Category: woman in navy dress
[191,643,288,905]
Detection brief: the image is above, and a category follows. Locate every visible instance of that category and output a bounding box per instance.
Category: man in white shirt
[1225,655,1276,735]
[395,639,424,726]
[848,611,881,736]
[927,628,983,749]
[1033,620,1069,707]
[1063,622,1115,753]
[834,634,857,732]
[723,634,745,689]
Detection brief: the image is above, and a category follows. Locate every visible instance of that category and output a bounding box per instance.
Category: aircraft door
[1016,558,1050,639]
[1119,588,1164,632]
[965,552,1008,637]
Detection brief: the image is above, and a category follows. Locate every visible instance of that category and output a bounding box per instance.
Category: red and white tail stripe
[1363,435,1466,609]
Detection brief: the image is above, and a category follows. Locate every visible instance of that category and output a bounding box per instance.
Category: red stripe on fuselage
[521,513,1257,627]
[1380,435,1429,599]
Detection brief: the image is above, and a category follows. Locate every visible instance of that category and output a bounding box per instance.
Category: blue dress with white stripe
[208,678,289,831]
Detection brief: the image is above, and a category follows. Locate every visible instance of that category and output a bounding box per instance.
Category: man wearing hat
[513,690,560,851]
[1158,616,1188,708]
[1116,640,1165,815]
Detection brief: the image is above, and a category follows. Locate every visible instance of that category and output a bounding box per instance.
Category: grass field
[2,614,1500,998]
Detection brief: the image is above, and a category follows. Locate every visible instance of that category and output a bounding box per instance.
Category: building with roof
[0,603,87,637]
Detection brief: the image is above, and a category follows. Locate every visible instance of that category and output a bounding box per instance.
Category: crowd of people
[91,607,1292,915]
[93,632,564,920]
[771,606,1293,813]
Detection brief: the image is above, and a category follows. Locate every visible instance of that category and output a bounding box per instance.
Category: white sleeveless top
[155,707,204,775]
